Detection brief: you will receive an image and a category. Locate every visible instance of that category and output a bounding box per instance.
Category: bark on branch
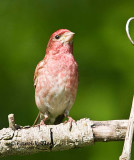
[0,116,129,157]
[119,96,134,160]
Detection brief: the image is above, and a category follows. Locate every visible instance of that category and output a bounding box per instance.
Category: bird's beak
[61,31,75,43]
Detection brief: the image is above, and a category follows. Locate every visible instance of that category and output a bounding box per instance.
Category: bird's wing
[34,60,45,89]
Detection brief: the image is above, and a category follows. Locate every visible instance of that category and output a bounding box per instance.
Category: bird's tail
[33,112,65,125]
[33,112,41,126]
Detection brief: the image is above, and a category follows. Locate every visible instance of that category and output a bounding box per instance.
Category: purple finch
[34,29,78,125]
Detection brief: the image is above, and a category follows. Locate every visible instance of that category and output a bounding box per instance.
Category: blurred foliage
[0,0,134,159]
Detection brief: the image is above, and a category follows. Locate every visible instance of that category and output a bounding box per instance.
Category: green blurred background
[0,0,134,159]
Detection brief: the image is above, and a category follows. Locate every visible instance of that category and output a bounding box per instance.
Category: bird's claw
[40,120,46,125]
[64,116,75,131]
[33,120,46,127]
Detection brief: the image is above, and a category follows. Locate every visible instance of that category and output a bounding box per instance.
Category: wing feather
[34,60,45,88]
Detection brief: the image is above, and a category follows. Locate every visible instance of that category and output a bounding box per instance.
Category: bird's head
[46,29,75,55]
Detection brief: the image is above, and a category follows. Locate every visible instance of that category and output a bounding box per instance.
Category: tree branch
[0,116,129,157]
[119,96,134,160]
[126,17,134,45]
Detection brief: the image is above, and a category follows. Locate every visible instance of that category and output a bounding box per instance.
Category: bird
[33,29,78,126]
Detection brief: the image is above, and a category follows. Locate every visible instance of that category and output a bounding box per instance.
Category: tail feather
[33,112,42,126]
[33,112,65,125]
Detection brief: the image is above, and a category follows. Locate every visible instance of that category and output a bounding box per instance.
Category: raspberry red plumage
[34,29,78,125]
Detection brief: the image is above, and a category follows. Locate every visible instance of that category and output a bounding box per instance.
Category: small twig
[8,114,16,130]
[119,96,134,160]
[126,17,134,45]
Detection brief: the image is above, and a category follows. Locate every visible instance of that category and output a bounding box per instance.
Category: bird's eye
[55,35,60,39]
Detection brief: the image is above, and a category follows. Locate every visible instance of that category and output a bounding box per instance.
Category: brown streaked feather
[34,60,45,89]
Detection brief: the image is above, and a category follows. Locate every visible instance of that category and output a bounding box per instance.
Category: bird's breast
[35,53,78,117]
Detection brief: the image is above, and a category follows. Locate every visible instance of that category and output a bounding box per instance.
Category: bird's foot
[39,115,48,125]
[33,115,48,127]
[33,120,46,127]
[40,120,46,125]
[64,116,75,131]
